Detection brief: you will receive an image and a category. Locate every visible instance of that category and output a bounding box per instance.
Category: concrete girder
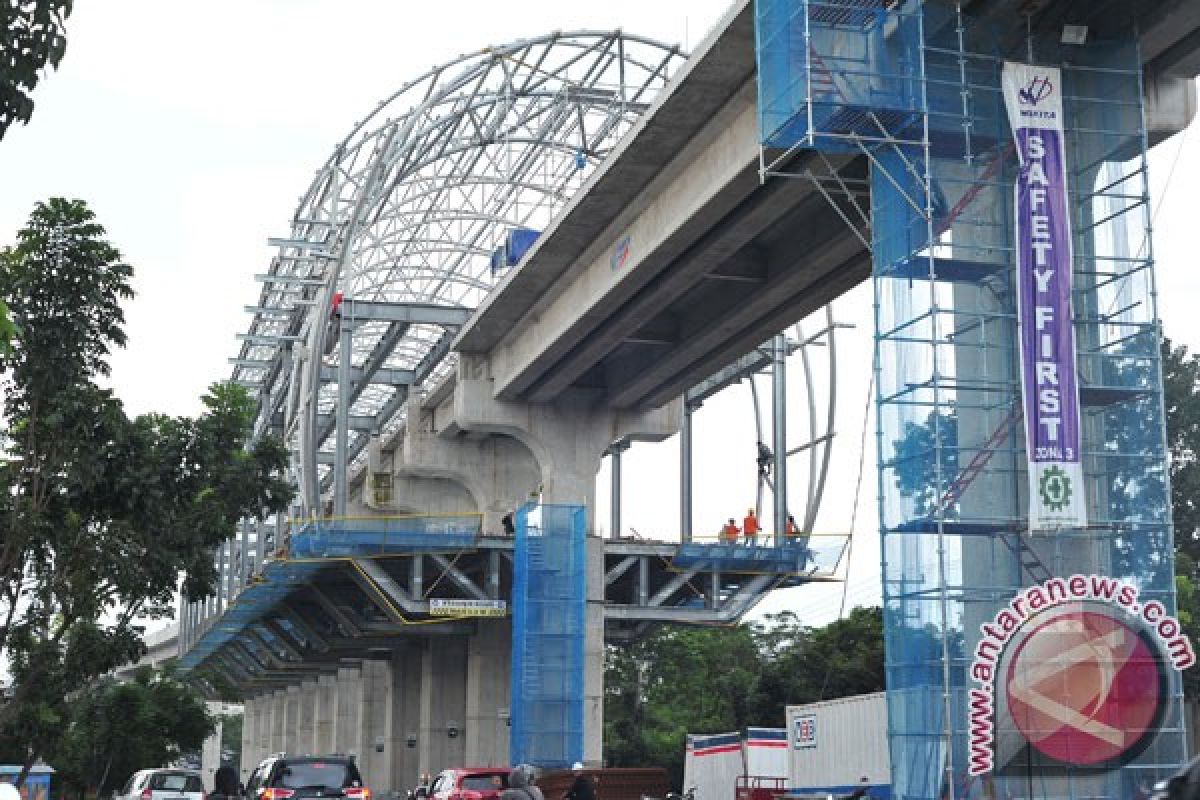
[481,80,764,403]
[611,199,872,409]
[521,147,848,404]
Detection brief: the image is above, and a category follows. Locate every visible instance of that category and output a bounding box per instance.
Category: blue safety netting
[179,514,484,673]
[510,503,586,768]
[177,558,329,670]
[290,515,481,557]
[755,0,924,151]
[756,0,1188,796]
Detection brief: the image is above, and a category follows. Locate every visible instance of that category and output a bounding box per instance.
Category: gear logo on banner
[1038,465,1072,512]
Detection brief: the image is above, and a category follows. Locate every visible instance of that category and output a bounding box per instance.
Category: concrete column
[333,666,363,760]
[465,621,511,767]
[297,679,318,755]
[584,535,604,764]
[202,715,224,788]
[315,674,337,754]
[358,659,395,792]
[270,689,286,753]
[391,646,424,792]
[241,696,257,775]
[284,685,302,754]
[418,638,467,778]
[259,692,273,761]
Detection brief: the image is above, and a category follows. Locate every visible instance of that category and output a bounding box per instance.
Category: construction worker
[743,508,760,544]
[720,518,740,543]
[785,514,799,538]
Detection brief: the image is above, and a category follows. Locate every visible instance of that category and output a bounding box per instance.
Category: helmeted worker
[743,509,760,544]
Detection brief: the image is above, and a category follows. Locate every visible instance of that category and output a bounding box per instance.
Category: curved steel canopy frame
[230,32,687,516]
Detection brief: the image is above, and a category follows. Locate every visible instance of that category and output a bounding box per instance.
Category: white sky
[1,0,1197,630]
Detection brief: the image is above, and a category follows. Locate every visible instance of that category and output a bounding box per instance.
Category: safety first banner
[1002,62,1087,530]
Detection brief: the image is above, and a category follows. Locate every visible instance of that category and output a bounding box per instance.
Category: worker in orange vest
[720,518,740,543]
[743,508,760,544]
[785,514,799,538]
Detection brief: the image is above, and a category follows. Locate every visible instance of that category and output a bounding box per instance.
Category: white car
[117,770,206,800]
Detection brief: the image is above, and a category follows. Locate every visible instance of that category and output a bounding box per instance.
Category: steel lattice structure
[230,32,686,515]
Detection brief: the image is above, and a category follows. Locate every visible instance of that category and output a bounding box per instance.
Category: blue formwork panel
[510,504,586,768]
[290,515,481,557]
[756,0,924,151]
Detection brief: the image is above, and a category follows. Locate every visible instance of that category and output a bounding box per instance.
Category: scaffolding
[756,1,1184,798]
[511,503,587,767]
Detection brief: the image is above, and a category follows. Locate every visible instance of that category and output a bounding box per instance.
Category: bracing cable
[817,355,876,701]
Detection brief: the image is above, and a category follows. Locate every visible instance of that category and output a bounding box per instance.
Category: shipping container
[785,693,891,799]
[685,731,742,800]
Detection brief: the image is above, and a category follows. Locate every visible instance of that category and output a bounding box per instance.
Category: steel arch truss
[230,32,685,514]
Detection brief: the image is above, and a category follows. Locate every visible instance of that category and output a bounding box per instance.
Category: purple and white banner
[1002,62,1087,530]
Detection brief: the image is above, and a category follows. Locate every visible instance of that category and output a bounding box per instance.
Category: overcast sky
[1,0,1196,629]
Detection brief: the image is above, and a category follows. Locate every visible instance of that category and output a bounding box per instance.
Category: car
[1152,755,1200,800]
[428,769,510,800]
[244,755,370,800]
[117,770,205,800]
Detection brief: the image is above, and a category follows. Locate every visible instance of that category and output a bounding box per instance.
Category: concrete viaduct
[175,0,1200,793]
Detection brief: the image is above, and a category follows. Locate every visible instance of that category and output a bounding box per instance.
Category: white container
[786,692,891,795]
[684,731,743,799]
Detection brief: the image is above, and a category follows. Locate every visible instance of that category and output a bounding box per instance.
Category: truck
[785,692,891,799]
[683,728,788,800]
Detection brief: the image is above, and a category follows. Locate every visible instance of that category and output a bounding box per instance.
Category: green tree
[604,609,885,785]
[1,1,73,139]
[752,607,885,723]
[52,668,214,799]
[0,198,291,776]
[221,713,243,769]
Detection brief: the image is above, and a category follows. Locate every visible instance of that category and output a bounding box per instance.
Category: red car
[429,769,510,800]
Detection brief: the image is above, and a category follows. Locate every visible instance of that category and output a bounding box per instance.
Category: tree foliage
[0,198,291,772]
[52,668,213,799]
[604,608,884,785]
[1,1,73,140]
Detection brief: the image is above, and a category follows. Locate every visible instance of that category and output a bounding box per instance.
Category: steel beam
[319,366,415,386]
[605,556,638,586]
[339,301,473,327]
[354,559,428,614]
[278,603,331,653]
[308,586,364,637]
[428,554,490,601]
[772,334,788,546]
